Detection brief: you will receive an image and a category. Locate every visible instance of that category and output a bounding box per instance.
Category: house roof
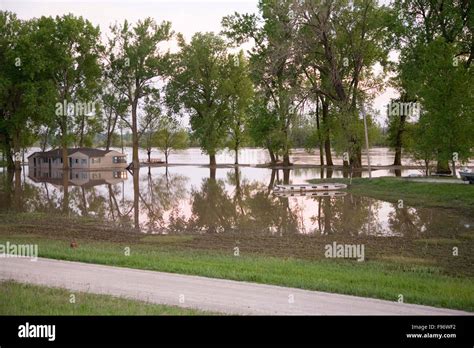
[28,148,125,158]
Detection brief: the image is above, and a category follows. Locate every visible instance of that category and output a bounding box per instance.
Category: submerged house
[28,148,127,170]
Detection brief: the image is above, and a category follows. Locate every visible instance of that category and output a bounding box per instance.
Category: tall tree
[101,84,128,151]
[106,18,173,169]
[225,51,254,164]
[294,0,391,168]
[0,12,56,171]
[400,39,473,175]
[140,97,162,164]
[166,32,231,166]
[222,0,306,167]
[386,96,417,166]
[394,0,474,174]
[35,14,102,169]
[247,96,284,164]
[154,115,188,164]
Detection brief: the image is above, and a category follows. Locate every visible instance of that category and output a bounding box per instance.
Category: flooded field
[22,146,474,167]
[1,148,473,277]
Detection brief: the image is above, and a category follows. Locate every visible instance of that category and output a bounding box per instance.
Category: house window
[113,156,125,163]
[75,159,79,164]
[114,171,127,179]
[91,158,101,164]
[81,159,87,165]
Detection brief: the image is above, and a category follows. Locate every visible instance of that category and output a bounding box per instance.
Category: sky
[1,0,258,41]
[1,0,397,125]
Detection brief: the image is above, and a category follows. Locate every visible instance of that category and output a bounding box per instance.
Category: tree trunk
[210,166,216,180]
[165,152,169,164]
[325,139,333,166]
[133,169,140,230]
[323,197,332,235]
[131,103,139,169]
[12,129,21,172]
[234,167,241,191]
[5,139,14,172]
[268,148,276,165]
[283,153,291,167]
[234,146,239,165]
[321,100,333,165]
[315,99,324,166]
[106,119,112,151]
[61,120,69,170]
[41,127,49,152]
[393,115,406,166]
[147,149,151,163]
[209,154,216,166]
[318,142,324,166]
[283,168,290,185]
[394,148,402,167]
[62,170,69,214]
[106,109,117,151]
[268,169,276,191]
[349,139,362,169]
[79,115,85,147]
[350,150,362,168]
[62,143,69,170]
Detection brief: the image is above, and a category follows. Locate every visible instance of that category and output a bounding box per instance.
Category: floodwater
[1,146,472,234]
[1,147,473,275]
[21,146,474,167]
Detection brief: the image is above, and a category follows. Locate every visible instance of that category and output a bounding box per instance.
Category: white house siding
[90,151,127,170]
[29,156,62,170]
[69,152,89,169]
[28,149,128,171]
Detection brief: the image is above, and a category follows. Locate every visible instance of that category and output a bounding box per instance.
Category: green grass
[308,177,474,212]
[1,235,473,312]
[0,280,210,315]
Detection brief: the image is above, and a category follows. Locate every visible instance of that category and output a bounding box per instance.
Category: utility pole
[361,103,372,179]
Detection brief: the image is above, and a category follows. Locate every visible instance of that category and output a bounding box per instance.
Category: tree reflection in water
[0,167,471,240]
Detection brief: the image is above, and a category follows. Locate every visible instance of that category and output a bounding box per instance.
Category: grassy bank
[0,280,209,315]
[1,234,473,312]
[308,177,474,212]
